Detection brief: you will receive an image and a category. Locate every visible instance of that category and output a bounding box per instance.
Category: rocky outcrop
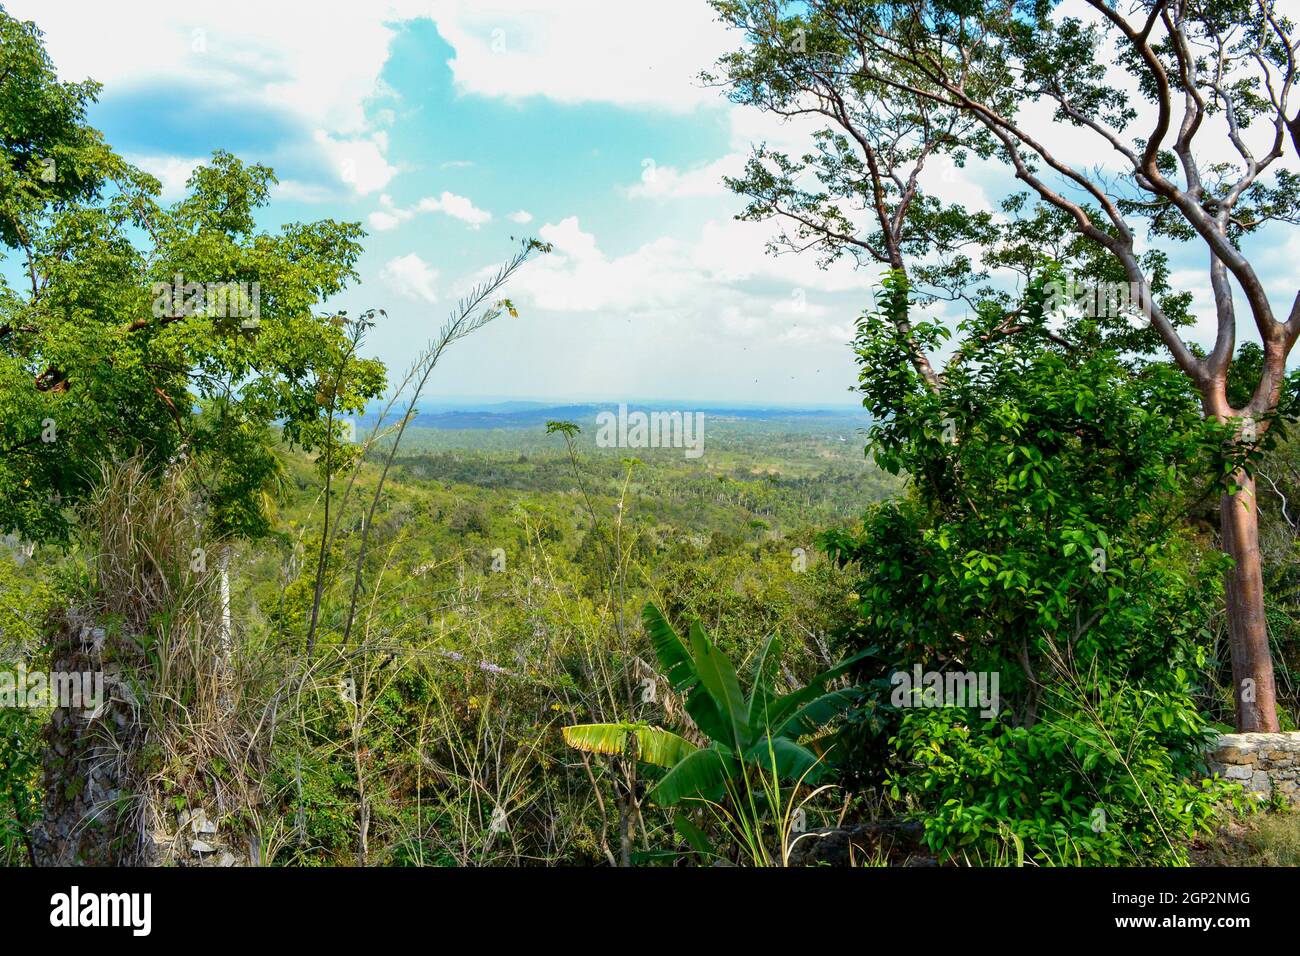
[786,820,938,867]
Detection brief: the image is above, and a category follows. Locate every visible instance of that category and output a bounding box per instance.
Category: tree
[709,0,1300,731]
[707,0,1002,387]
[0,10,391,865]
[0,12,386,547]
[821,277,1234,863]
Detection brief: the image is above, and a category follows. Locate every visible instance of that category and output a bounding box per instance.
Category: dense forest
[2,0,1300,888]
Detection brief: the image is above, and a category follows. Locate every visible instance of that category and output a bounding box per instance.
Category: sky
[8,0,1299,408]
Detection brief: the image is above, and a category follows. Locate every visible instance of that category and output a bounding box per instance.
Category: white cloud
[8,0,429,133]
[6,0,426,199]
[380,253,440,303]
[12,0,738,122]
[314,131,399,196]
[626,155,738,200]
[538,217,600,262]
[272,179,336,203]
[691,218,876,292]
[126,154,203,201]
[366,190,492,232]
[426,0,733,112]
[368,210,407,231]
[516,214,871,347]
[772,292,830,319]
[368,193,415,231]
[7,0,737,208]
[417,191,492,227]
[507,209,534,224]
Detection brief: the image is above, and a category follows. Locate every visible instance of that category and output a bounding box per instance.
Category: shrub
[824,271,1239,864]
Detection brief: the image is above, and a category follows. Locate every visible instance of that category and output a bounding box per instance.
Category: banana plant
[563,603,870,808]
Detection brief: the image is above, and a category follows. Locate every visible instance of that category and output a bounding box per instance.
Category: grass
[1193,810,1300,866]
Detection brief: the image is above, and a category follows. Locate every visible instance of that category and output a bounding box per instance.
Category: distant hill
[361,401,866,431]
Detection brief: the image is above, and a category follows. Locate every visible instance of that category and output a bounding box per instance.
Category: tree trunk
[1220,471,1280,732]
[32,609,160,866]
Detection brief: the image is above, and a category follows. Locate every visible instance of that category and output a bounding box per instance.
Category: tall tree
[0,10,394,864]
[710,0,1299,731]
[707,0,1001,387]
[0,12,386,545]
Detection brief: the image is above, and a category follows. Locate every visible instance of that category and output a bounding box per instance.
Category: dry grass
[80,457,287,865]
[1192,810,1300,866]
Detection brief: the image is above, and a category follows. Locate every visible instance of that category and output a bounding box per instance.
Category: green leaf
[642,603,697,692]
[745,632,783,732]
[561,723,633,756]
[561,723,696,770]
[688,620,750,751]
[632,726,697,768]
[744,736,825,784]
[775,686,862,739]
[672,812,715,858]
[647,747,732,806]
[768,647,875,731]
[684,683,732,745]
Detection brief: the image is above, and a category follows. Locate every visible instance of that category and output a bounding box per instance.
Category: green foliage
[822,273,1238,863]
[1225,342,1300,418]
[0,703,41,865]
[0,12,386,543]
[207,414,864,867]
[706,0,998,302]
[561,602,870,864]
[564,603,866,807]
[0,547,61,865]
[888,693,1236,866]
[832,272,1227,703]
[0,12,116,245]
[10,1,1286,870]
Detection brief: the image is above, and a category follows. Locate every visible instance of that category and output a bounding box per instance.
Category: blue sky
[9,1,1300,408]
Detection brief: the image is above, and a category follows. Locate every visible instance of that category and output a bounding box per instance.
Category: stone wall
[1208,732,1300,806]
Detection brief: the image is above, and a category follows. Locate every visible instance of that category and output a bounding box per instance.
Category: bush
[888,688,1236,865]
[824,271,1239,864]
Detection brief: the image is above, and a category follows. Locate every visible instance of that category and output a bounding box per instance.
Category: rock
[191,840,216,854]
[785,820,936,867]
[1213,746,1254,764]
[188,808,217,835]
